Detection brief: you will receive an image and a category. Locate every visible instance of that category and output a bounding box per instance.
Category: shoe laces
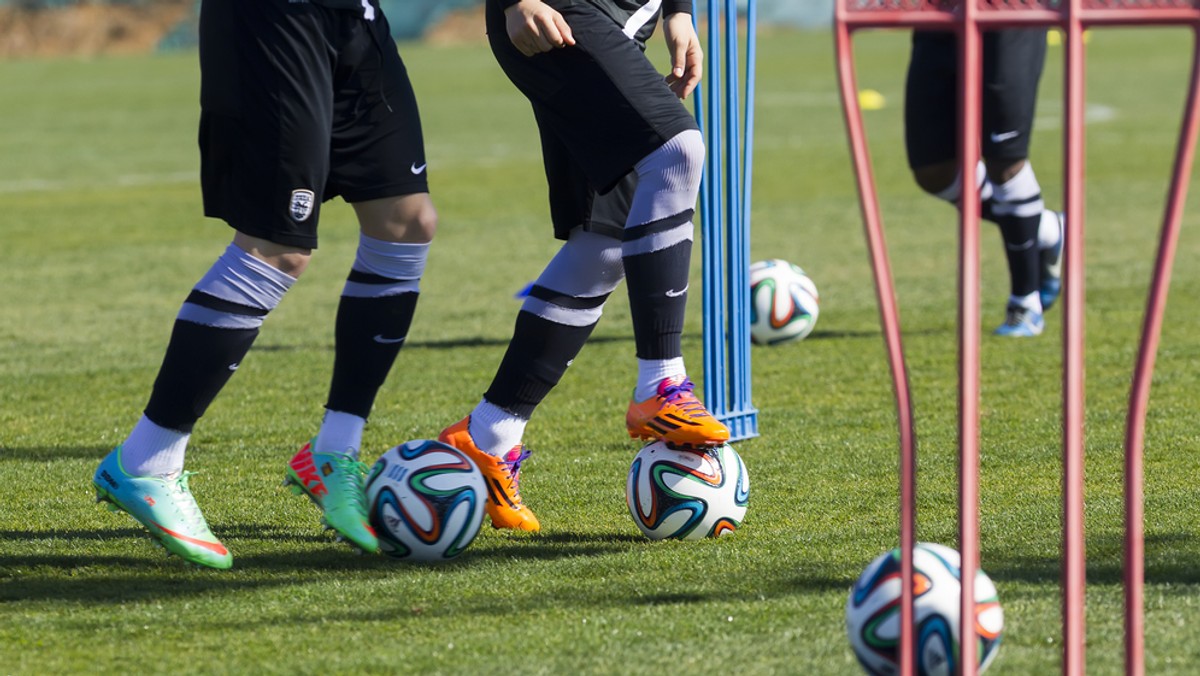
[326,454,370,513]
[166,471,209,534]
[658,377,710,418]
[1004,306,1033,327]
[500,447,531,497]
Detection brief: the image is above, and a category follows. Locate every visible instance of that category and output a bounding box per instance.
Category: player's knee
[233,232,312,277]
[912,163,957,196]
[403,198,438,242]
[355,193,437,243]
[672,129,706,188]
[270,250,312,277]
[984,158,1026,185]
[639,129,706,191]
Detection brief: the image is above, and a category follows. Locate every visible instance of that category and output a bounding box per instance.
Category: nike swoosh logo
[373,335,406,345]
[989,130,1020,143]
[411,162,427,175]
[154,521,230,556]
[665,286,689,298]
[228,363,239,371]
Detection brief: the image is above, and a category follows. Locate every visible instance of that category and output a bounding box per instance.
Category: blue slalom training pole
[697,0,758,441]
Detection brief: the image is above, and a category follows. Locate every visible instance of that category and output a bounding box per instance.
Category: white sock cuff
[1039,210,1063,249]
[635,357,686,401]
[992,161,1039,200]
[1010,291,1042,312]
[932,160,988,205]
[314,409,366,458]
[469,399,528,456]
[354,235,429,281]
[122,416,190,478]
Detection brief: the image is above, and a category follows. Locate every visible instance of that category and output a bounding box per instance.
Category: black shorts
[904,29,1048,170]
[198,0,429,248]
[486,0,697,240]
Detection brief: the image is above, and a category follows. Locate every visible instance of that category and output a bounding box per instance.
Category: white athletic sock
[314,409,365,459]
[1009,291,1042,313]
[1039,210,1063,249]
[468,399,528,456]
[121,416,189,478]
[933,160,992,206]
[635,357,686,401]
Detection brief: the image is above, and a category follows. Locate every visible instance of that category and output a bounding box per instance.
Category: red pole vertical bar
[1062,1,1088,674]
[833,11,918,675]
[957,3,983,674]
[1123,26,1200,676]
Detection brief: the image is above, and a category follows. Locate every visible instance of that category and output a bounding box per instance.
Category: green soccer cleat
[93,447,232,570]
[284,441,379,553]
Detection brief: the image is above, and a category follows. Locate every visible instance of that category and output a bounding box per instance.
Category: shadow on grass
[0,446,108,462]
[0,526,655,605]
[252,334,636,353]
[984,531,1200,587]
[804,327,947,341]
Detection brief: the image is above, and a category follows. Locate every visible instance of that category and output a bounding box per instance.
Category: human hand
[505,0,575,57]
[662,12,702,99]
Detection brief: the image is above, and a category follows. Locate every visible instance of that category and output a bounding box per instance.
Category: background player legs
[913,157,1063,336]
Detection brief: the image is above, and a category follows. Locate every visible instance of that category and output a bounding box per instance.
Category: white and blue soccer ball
[365,439,487,562]
[749,259,820,345]
[626,441,749,540]
[846,542,1004,675]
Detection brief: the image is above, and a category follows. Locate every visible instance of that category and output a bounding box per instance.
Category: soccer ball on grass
[749,259,820,345]
[626,441,749,540]
[365,439,487,562]
[846,542,1004,675]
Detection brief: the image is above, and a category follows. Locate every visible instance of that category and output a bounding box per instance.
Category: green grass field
[3,25,1200,674]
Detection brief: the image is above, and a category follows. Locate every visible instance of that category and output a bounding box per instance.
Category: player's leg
[485,0,727,448]
[439,127,630,531]
[904,30,1061,337]
[94,0,339,568]
[93,235,296,570]
[440,224,624,532]
[982,29,1061,335]
[282,9,437,552]
[619,129,729,447]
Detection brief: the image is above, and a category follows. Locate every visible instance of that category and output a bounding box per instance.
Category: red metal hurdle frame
[834,1,1200,674]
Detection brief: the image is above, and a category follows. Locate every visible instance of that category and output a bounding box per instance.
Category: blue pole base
[719,408,759,443]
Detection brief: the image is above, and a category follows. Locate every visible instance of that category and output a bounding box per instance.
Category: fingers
[552,14,576,48]
[666,43,702,99]
[506,3,575,57]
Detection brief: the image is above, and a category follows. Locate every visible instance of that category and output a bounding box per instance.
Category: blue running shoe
[994,304,1045,337]
[93,447,232,569]
[1040,211,1064,310]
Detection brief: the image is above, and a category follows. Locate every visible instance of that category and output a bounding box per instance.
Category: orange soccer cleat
[438,417,540,532]
[626,376,730,448]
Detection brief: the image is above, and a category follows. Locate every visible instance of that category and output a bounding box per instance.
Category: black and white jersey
[585,0,692,44]
[498,0,692,45]
[309,0,376,20]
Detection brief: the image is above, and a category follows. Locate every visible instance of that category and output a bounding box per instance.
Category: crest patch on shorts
[289,189,316,222]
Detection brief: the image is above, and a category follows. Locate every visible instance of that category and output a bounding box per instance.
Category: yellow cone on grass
[858,89,886,111]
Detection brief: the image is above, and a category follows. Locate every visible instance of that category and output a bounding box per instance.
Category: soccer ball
[846,542,1004,675]
[749,259,820,345]
[626,441,749,540]
[365,439,487,562]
